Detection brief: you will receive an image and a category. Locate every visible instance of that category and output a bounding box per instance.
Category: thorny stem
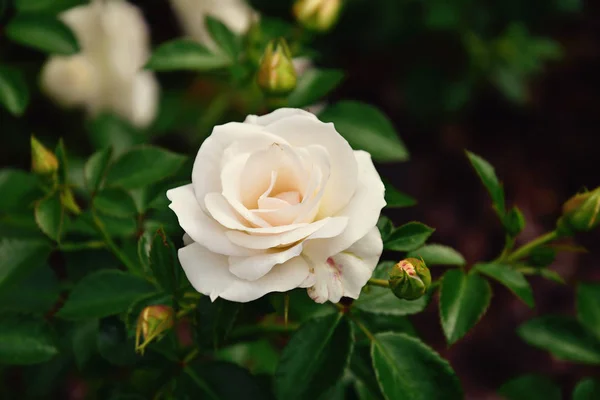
[367,278,390,288]
[504,230,559,263]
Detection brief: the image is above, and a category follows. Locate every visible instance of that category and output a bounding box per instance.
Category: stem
[367,278,390,288]
[92,211,141,275]
[505,230,559,263]
[348,313,376,342]
[229,322,299,340]
[59,241,105,251]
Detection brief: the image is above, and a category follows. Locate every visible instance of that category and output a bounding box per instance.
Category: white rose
[167,108,386,303]
[41,0,159,128]
[169,0,258,51]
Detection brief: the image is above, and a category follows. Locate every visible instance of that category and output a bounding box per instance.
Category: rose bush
[167,108,386,303]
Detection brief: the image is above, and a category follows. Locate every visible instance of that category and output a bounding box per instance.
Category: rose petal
[304,150,386,259]
[167,185,257,256]
[192,123,287,209]
[263,115,358,217]
[244,108,318,126]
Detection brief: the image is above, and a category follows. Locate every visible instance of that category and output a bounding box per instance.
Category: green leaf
[0,65,29,116]
[217,339,280,375]
[350,346,384,400]
[539,268,565,284]
[72,319,98,370]
[357,313,418,338]
[106,146,186,189]
[407,244,466,266]
[466,151,506,219]
[205,16,241,60]
[57,270,156,319]
[87,113,142,157]
[146,39,231,71]
[440,269,492,344]
[15,0,84,13]
[35,193,64,241]
[371,332,462,400]
[149,228,180,295]
[355,287,430,317]
[475,263,534,307]
[180,361,271,399]
[528,246,556,267]
[6,14,79,55]
[376,216,394,241]
[573,378,600,400]
[383,179,417,208]
[319,101,409,162]
[0,169,42,212]
[498,374,561,400]
[466,150,505,217]
[517,315,600,364]
[0,314,59,365]
[288,69,344,108]
[275,313,353,400]
[93,188,138,218]
[384,222,435,252]
[0,238,52,294]
[97,317,139,366]
[195,297,242,350]
[577,283,600,338]
[84,148,112,193]
[0,266,59,314]
[504,206,525,236]
[54,138,68,185]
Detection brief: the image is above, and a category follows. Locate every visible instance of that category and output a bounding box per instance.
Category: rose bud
[558,188,600,233]
[135,305,175,354]
[293,0,342,33]
[31,135,59,176]
[256,38,297,96]
[389,258,431,300]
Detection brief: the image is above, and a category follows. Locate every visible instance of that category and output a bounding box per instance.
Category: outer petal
[244,108,318,126]
[263,115,358,217]
[304,150,386,260]
[191,123,287,209]
[166,185,257,256]
[179,242,310,302]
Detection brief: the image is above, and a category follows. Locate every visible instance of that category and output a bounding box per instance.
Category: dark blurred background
[1,0,599,398]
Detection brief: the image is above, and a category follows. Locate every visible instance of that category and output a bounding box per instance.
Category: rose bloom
[41,0,159,128]
[167,109,386,303]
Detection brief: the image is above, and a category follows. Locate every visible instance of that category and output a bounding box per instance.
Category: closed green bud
[31,135,59,175]
[256,38,297,96]
[389,258,431,300]
[293,0,342,32]
[135,305,174,354]
[558,188,600,233]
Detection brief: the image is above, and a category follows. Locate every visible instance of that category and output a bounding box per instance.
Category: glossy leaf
[6,14,79,54]
[149,228,180,294]
[57,270,156,319]
[319,101,409,162]
[35,193,64,241]
[573,378,600,400]
[0,266,59,314]
[146,39,231,71]
[0,238,52,294]
[93,188,138,218]
[195,297,242,349]
[407,244,466,266]
[87,113,142,156]
[376,216,394,241]
[384,222,435,252]
[371,332,462,400]
[0,169,41,212]
[15,0,84,13]
[383,180,417,208]
[355,286,430,317]
[275,313,353,400]
[0,65,29,116]
[206,16,240,60]
[84,148,112,193]
[440,269,492,344]
[97,317,139,366]
[71,319,98,370]
[0,314,59,365]
[106,146,186,189]
[288,68,344,108]
[577,283,600,338]
[466,151,505,217]
[475,263,534,307]
[517,316,600,364]
[498,374,561,400]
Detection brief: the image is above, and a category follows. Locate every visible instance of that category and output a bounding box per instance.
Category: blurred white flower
[41,0,159,128]
[169,0,258,50]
